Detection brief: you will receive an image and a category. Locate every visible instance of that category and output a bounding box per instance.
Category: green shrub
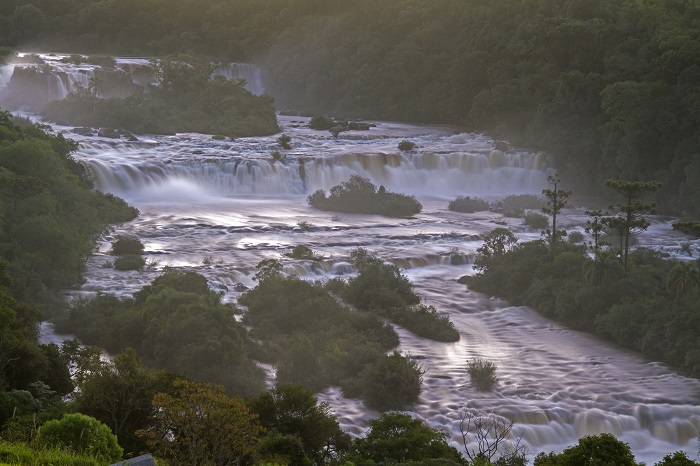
[0,441,101,466]
[308,116,334,130]
[113,255,146,271]
[385,304,460,342]
[467,358,498,391]
[344,248,420,310]
[277,133,292,149]
[448,196,490,213]
[568,231,584,243]
[523,212,548,230]
[398,140,416,151]
[37,413,123,462]
[285,245,321,261]
[110,236,144,255]
[501,194,542,217]
[350,352,424,411]
[308,176,422,217]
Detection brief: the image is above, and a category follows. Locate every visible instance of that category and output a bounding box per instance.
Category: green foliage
[398,140,416,151]
[523,212,548,230]
[673,222,700,238]
[467,358,498,391]
[567,231,584,244]
[346,412,466,465]
[141,379,262,466]
[344,248,420,310]
[541,174,572,248]
[4,0,700,214]
[253,258,284,283]
[534,433,637,466]
[308,116,334,130]
[501,195,543,218]
[338,250,459,340]
[470,230,700,376]
[448,196,490,213]
[277,133,292,149]
[56,269,265,396]
[349,351,424,411]
[474,228,518,272]
[0,263,72,397]
[285,245,323,261]
[604,179,662,272]
[37,413,123,462]
[0,441,101,466]
[308,176,422,218]
[113,255,146,271]
[69,349,175,456]
[112,236,143,256]
[43,55,279,138]
[250,384,350,464]
[654,452,700,466]
[0,111,137,306]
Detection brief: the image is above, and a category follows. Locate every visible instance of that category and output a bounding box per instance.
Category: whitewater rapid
[41,115,700,465]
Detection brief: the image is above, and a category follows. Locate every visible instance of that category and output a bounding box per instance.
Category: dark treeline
[469,231,700,378]
[2,0,698,216]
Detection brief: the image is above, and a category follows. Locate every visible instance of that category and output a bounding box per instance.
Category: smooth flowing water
[43,115,700,464]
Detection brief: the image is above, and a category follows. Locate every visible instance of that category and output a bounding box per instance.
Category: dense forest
[1,0,699,216]
[1,0,700,464]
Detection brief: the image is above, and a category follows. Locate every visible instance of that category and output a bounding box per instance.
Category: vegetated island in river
[308,175,423,218]
[42,55,279,138]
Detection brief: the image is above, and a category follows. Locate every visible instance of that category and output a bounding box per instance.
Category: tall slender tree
[542,173,572,249]
[603,180,661,273]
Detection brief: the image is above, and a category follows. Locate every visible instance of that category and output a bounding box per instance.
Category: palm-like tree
[583,249,623,287]
[666,262,700,298]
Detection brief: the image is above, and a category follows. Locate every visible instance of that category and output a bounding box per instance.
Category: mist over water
[43,115,700,465]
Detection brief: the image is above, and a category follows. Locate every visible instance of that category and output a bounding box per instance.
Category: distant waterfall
[0,53,267,110]
[213,63,265,95]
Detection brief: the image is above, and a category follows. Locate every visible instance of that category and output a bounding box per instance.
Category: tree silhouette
[603,179,661,273]
[666,262,700,299]
[542,173,571,249]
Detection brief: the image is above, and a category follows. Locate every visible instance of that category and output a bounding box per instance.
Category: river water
[41,115,700,464]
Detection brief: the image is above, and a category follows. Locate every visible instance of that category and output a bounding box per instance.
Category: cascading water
[0,53,266,109]
[39,114,700,465]
[213,62,265,95]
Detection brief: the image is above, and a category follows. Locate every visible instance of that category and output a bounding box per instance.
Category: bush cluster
[240,268,424,410]
[448,196,490,213]
[469,232,700,377]
[110,236,144,255]
[56,269,265,396]
[523,212,548,230]
[308,175,422,218]
[500,194,543,218]
[466,358,498,391]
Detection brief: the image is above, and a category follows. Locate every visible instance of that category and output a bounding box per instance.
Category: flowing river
[39,114,700,465]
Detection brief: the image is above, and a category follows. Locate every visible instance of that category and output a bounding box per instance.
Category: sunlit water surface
[39,115,700,465]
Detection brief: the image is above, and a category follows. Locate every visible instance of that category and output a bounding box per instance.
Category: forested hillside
[1,0,698,216]
[0,0,695,213]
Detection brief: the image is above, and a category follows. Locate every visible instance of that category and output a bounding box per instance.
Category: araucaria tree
[603,179,662,273]
[541,173,571,249]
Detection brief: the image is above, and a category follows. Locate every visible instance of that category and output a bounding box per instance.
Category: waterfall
[82,150,550,200]
[213,63,265,95]
[0,53,267,110]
